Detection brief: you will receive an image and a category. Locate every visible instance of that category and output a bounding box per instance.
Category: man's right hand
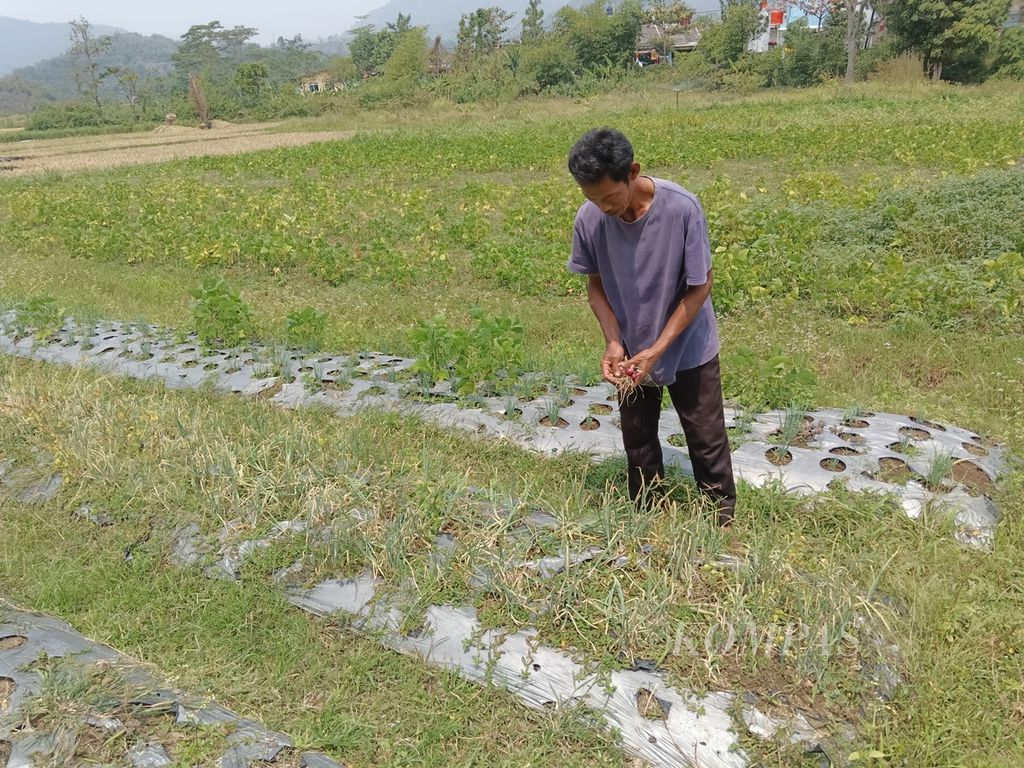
[601,340,626,385]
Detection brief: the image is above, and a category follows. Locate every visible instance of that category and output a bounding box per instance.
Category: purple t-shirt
[568,177,720,386]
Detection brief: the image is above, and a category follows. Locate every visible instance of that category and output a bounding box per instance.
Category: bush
[26,102,140,131]
[409,309,525,395]
[190,277,254,347]
[722,345,817,411]
[284,306,328,351]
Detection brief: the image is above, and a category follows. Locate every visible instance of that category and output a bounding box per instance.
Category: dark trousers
[618,355,736,526]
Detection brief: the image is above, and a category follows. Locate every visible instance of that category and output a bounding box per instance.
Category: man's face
[579,164,640,218]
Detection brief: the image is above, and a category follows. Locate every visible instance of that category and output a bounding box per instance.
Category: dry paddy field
[0,121,353,175]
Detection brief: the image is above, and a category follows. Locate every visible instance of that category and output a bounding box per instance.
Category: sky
[0,0,385,42]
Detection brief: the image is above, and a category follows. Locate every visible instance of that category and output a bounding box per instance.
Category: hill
[0,16,123,74]
[0,31,178,113]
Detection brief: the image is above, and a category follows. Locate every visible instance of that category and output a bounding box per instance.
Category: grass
[1,81,1023,766]
[0,356,1022,766]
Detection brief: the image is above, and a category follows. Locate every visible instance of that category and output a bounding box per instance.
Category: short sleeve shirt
[567,178,719,386]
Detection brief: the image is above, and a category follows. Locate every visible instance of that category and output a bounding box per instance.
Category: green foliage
[778,17,848,86]
[374,27,430,103]
[15,295,65,339]
[409,309,525,395]
[696,3,763,68]
[190,277,254,347]
[457,7,515,62]
[880,0,1013,80]
[26,102,141,130]
[992,27,1024,79]
[521,0,546,43]
[284,306,328,351]
[553,0,644,73]
[723,346,817,411]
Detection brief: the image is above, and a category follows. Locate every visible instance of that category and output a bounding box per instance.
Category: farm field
[1,82,1023,767]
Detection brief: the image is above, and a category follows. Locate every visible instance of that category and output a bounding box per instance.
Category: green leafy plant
[409,309,525,396]
[723,346,817,411]
[285,306,328,351]
[15,295,65,340]
[190,278,253,348]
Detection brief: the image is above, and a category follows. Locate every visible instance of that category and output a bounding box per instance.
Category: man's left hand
[621,347,663,383]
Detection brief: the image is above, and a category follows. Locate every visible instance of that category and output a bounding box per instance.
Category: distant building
[298,70,344,94]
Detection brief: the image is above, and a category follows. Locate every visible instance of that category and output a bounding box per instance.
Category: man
[566,127,736,526]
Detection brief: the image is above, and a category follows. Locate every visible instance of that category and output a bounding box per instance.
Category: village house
[298,70,343,94]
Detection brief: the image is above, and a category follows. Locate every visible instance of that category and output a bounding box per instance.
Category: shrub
[190,277,254,347]
[284,306,328,351]
[722,346,817,411]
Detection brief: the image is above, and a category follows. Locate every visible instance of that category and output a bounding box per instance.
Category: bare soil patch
[951,460,992,493]
[0,636,26,651]
[2,123,354,176]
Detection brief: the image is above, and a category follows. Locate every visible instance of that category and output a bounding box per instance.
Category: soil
[898,426,931,442]
[635,688,669,721]
[836,431,867,445]
[876,457,913,485]
[1,739,10,766]
[830,446,862,457]
[255,382,284,401]
[0,636,26,651]
[766,447,793,466]
[571,387,589,396]
[910,416,946,432]
[589,403,613,415]
[842,418,870,429]
[504,408,524,419]
[962,441,989,457]
[951,460,993,493]
[820,458,847,473]
[3,123,355,176]
[580,418,600,432]
[539,416,569,428]
[1,677,15,714]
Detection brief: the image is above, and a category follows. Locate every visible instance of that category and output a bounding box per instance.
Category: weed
[285,306,328,351]
[190,278,253,348]
[15,295,64,340]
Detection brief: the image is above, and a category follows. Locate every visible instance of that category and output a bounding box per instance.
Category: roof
[638,23,701,52]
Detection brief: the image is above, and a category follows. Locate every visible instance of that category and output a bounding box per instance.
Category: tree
[382,27,429,98]
[173,21,225,79]
[522,0,545,43]
[792,0,837,30]
[105,66,142,117]
[235,61,268,105]
[69,16,112,112]
[325,56,359,87]
[553,0,644,72]
[880,0,1012,80]
[457,7,515,61]
[698,2,762,66]
[841,1,870,84]
[350,15,413,77]
[644,0,695,28]
[216,25,259,64]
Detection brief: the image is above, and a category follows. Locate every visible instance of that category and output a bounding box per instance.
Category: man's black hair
[568,128,635,186]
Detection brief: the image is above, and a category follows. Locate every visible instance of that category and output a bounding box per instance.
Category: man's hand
[623,347,663,384]
[601,340,626,385]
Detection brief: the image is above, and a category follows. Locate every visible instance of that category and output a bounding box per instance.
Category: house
[635,23,701,65]
[298,70,344,94]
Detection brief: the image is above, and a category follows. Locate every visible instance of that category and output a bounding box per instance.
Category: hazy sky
[0,0,384,42]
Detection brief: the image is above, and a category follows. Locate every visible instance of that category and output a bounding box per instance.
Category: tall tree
[457,7,515,60]
[881,0,1012,80]
[173,21,224,78]
[522,0,545,43]
[554,0,644,71]
[69,16,112,112]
